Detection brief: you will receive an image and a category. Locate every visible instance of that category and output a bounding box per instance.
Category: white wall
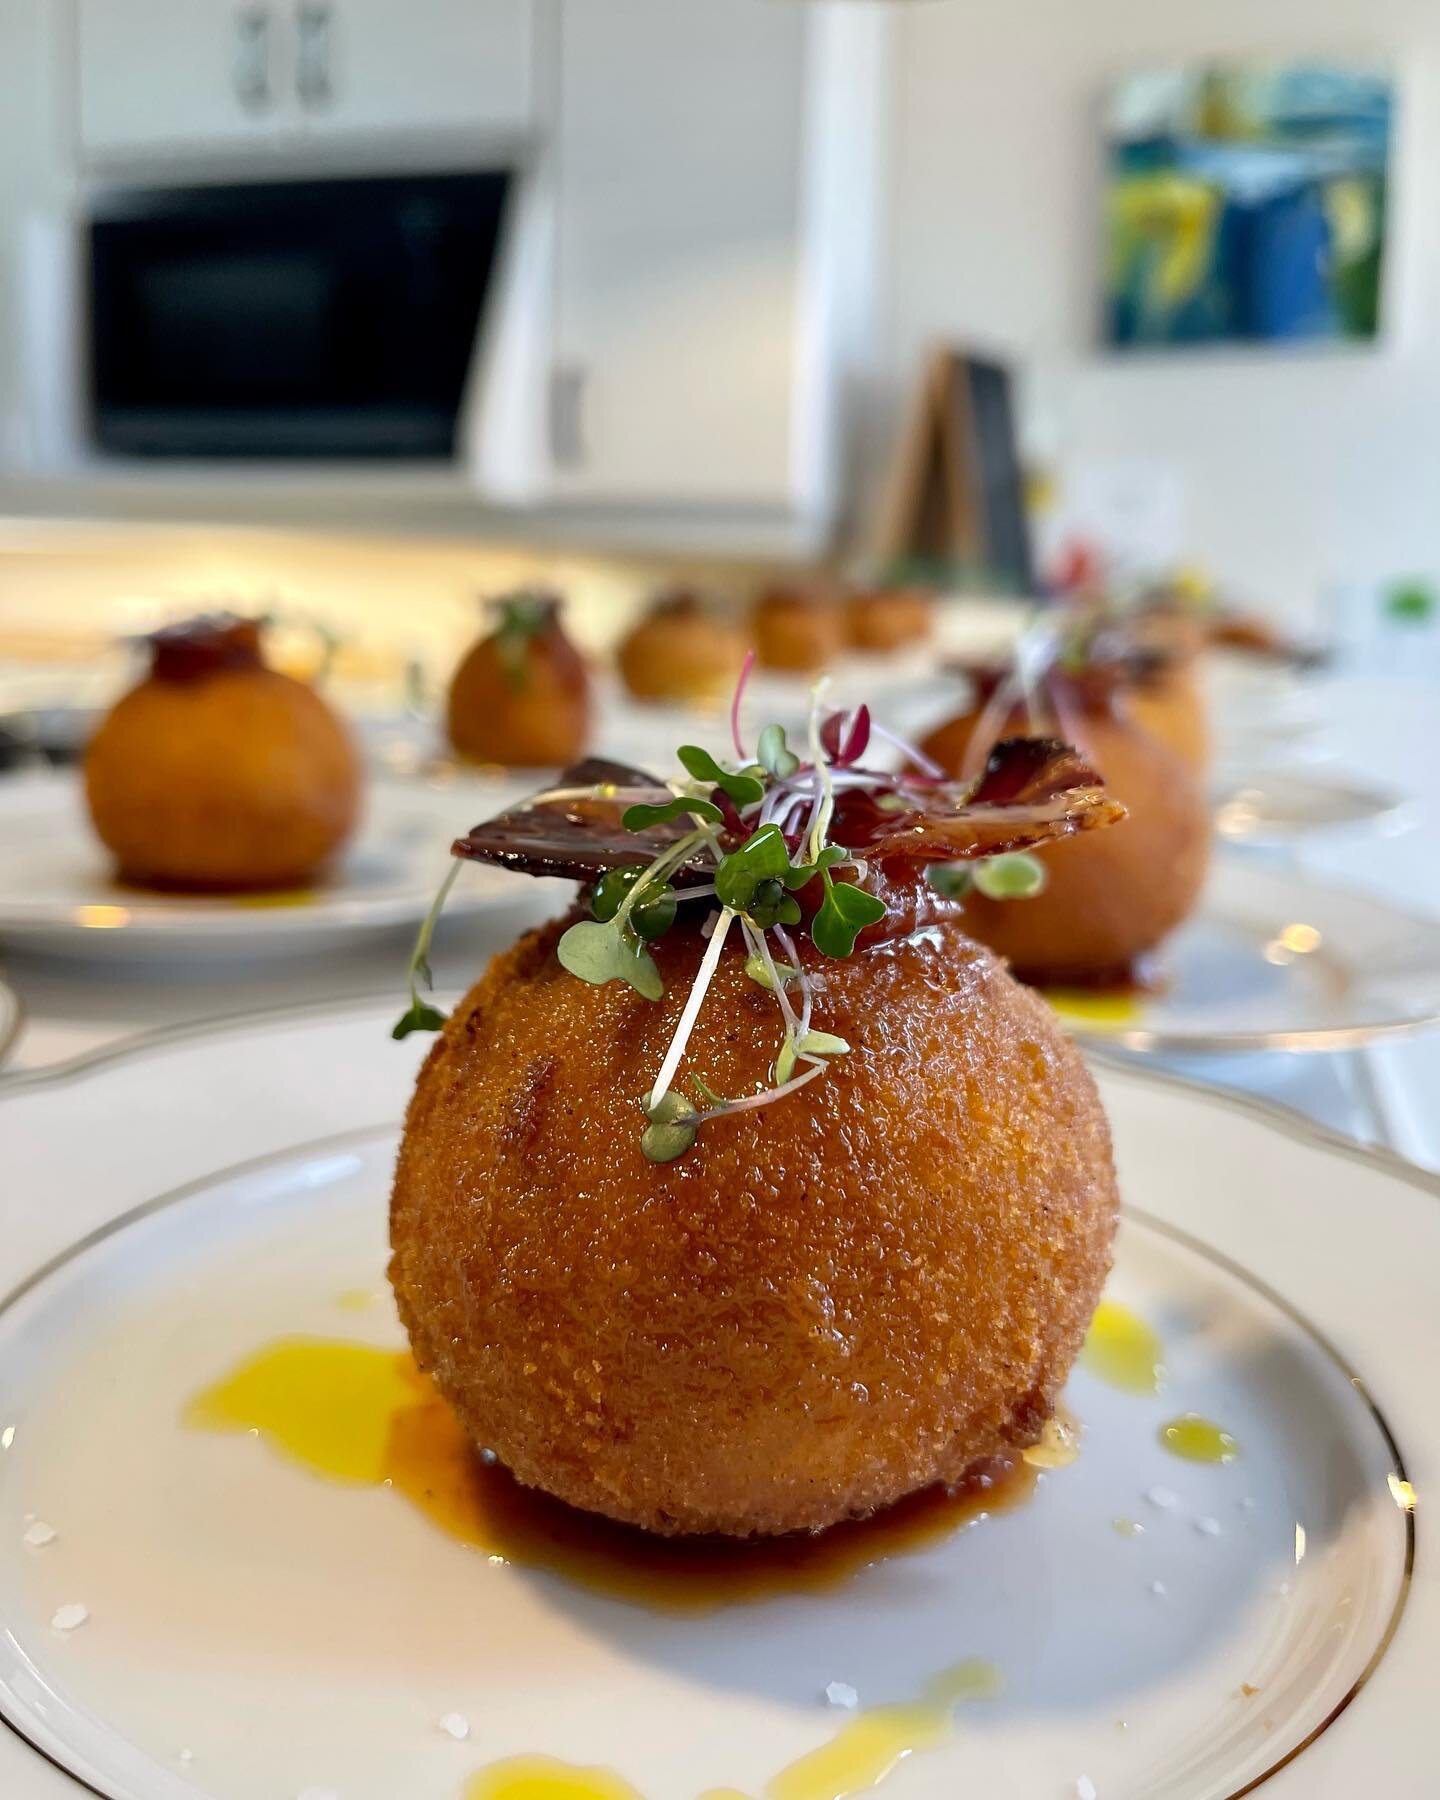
[0,0,72,464]
[881,0,1440,615]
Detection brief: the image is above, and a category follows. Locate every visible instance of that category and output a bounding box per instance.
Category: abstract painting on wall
[1104,63,1392,348]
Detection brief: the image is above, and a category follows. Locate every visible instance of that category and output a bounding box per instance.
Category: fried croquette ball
[83,618,361,892]
[920,705,1210,983]
[390,904,1118,1537]
[617,590,745,704]
[750,586,842,673]
[1127,660,1210,772]
[844,587,934,655]
[448,596,589,769]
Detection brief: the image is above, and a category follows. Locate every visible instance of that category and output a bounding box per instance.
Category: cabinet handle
[296,0,334,108]
[233,5,273,112]
[549,364,587,469]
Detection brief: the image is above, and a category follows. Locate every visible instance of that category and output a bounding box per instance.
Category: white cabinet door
[550,0,808,507]
[75,0,298,159]
[297,0,534,139]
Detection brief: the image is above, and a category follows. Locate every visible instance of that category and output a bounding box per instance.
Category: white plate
[0,771,540,962]
[0,1000,1433,1800]
[1046,858,1440,1052]
[0,974,20,1065]
[1214,773,1408,845]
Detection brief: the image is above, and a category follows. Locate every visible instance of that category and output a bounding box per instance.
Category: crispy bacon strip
[452,757,709,883]
[453,738,1123,885]
[845,737,1124,863]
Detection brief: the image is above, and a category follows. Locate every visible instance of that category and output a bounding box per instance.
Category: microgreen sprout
[972,851,1048,900]
[930,851,1047,903]
[492,591,558,692]
[422,646,1085,1159]
[622,794,725,830]
[392,860,462,1039]
[757,722,800,780]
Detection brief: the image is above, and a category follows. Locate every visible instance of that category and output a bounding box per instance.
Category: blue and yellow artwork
[1104,63,1391,347]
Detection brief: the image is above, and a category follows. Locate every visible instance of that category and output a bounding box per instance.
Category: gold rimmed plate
[1046,858,1440,1053]
[0,1002,1431,1798]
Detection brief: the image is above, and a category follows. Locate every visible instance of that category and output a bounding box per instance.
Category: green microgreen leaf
[557,919,664,1000]
[811,874,887,958]
[639,1089,699,1162]
[715,824,792,914]
[591,866,677,939]
[393,859,461,1044]
[928,863,973,900]
[744,951,799,991]
[676,744,765,808]
[782,843,846,890]
[391,1000,447,1040]
[746,879,802,929]
[972,851,1048,900]
[622,795,725,831]
[492,593,554,692]
[779,1025,851,1081]
[757,722,801,780]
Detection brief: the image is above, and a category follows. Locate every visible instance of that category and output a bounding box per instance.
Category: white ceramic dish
[1046,857,1440,1052]
[0,973,20,1064]
[0,1000,1432,1799]
[0,771,538,962]
[1213,773,1408,845]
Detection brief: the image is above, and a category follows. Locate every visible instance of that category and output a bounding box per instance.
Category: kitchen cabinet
[297,0,534,142]
[74,0,293,158]
[73,0,534,161]
[545,0,887,527]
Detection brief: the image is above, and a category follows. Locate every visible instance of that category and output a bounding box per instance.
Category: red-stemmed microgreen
[401,646,1109,1160]
[730,648,755,759]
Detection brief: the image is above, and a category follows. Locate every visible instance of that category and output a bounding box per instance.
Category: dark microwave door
[88,171,510,459]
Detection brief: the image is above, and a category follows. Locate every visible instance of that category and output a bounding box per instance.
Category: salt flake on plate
[22,1519,56,1548]
[824,1681,860,1709]
[51,1602,88,1632]
[438,1712,471,1741]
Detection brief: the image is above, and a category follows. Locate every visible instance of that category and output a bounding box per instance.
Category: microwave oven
[86,170,512,459]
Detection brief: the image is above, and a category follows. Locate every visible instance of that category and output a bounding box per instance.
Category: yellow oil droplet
[74,903,131,929]
[463,1757,643,1800]
[229,888,318,910]
[1159,1414,1239,1464]
[767,1662,1000,1800]
[1021,1408,1081,1469]
[187,1338,1038,1614]
[1081,1302,1164,1395]
[185,1337,414,1484]
[1044,988,1143,1031]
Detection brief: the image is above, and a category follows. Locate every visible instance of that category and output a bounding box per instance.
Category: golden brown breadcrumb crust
[83,667,361,891]
[447,629,589,768]
[390,913,1118,1537]
[920,706,1210,983]
[618,610,746,703]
